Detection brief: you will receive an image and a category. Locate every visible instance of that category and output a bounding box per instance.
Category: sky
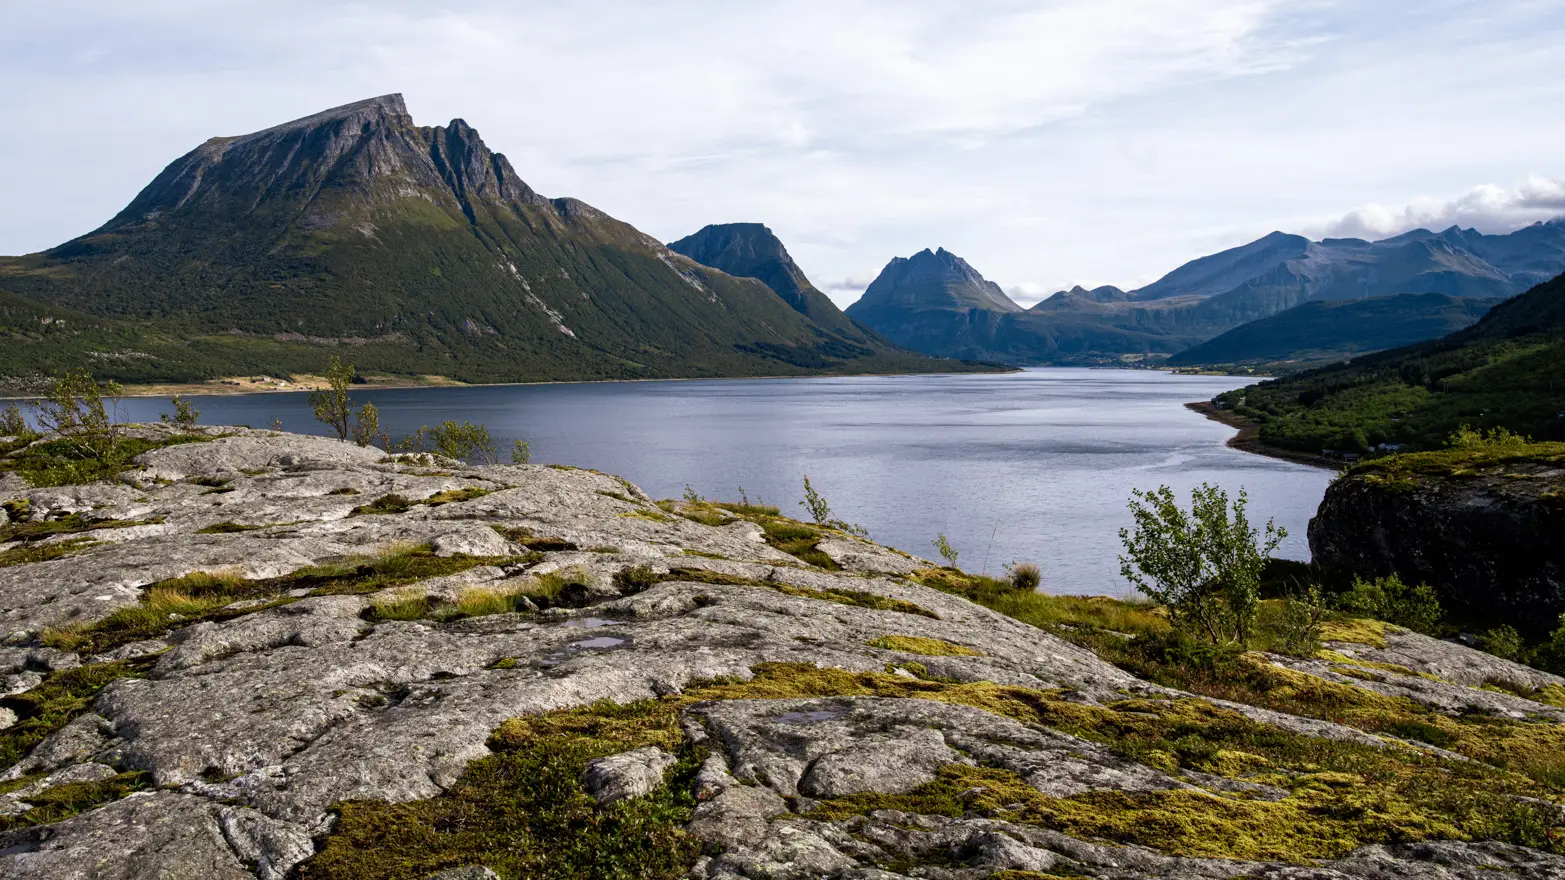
[3,1,1564,308]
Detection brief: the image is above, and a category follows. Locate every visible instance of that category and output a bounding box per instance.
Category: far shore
[2,365,1022,401]
[1185,400,1337,471]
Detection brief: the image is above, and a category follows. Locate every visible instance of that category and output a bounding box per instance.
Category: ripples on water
[115,368,1332,597]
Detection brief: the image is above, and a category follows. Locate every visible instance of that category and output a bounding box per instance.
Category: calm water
[111,368,1331,597]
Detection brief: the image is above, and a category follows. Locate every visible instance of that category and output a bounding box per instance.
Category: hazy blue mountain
[845,249,1188,362]
[1166,293,1495,367]
[848,221,1565,365]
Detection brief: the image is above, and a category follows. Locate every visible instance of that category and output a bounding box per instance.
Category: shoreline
[3,365,1023,401]
[1185,400,1338,471]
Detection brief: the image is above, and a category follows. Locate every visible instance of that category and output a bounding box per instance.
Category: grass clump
[867,635,983,656]
[753,518,838,569]
[0,536,98,568]
[366,583,541,623]
[0,771,151,831]
[0,660,151,768]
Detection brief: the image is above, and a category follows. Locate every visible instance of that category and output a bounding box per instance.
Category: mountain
[0,95,989,385]
[667,223,869,340]
[848,223,1565,365]
[1166,293,1494,368]
[1218,271,1565,453]
[844,248,1189,363]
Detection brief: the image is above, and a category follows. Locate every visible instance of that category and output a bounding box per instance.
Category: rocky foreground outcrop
[1309,445,1565,633]
[0,428,1563,878]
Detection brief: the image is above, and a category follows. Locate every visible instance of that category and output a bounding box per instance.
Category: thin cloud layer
[1321,177,1565,241]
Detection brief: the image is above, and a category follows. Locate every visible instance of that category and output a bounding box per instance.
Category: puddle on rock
[571,636,627,650]
[536,633,631,668]
[561,617,621,629]
[775,707,848,725]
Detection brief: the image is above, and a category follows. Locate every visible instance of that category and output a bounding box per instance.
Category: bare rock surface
[0,427,1562,878]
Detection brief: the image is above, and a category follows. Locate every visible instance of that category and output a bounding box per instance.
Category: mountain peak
[847,246,1020,320]
[227,94,411,144]
[668,222,870,338]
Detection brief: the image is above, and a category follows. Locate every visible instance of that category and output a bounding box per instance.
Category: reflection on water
[112,368,1332,597]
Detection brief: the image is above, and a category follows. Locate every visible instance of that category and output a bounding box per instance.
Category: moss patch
[0,536,99,568]
[0,660,152,769]
[40,546,523,655]
[773,583,937,618]
[0,771,151,830]
[0,434,209,487]
[195,521,265,534]
[1319,617,1389,648]
[351,487,489,516]
[867,635,982,656]
[301,662,1564,875]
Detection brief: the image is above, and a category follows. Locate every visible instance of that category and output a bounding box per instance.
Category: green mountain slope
[0,95,997,385]
[1217,273,1565,453]
[1167,293,1494,368]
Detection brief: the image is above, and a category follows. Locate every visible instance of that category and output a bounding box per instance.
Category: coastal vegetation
[1215,270,1565,455]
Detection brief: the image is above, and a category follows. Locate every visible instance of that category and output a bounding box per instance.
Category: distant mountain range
[1165,293,1495,368]
[846,222,1565,365]
[844,248,1180,363]
[0,95,983,385]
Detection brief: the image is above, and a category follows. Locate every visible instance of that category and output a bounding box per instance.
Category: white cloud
[1319,177,1565,240]
[2,1,1564,304]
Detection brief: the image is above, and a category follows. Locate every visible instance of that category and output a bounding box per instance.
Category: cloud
[3,1,1565,306]
[1319,177,1565,240]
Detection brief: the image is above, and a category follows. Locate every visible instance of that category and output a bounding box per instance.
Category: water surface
[114,368,1331,597]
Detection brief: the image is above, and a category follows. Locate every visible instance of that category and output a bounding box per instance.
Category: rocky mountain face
[851,222,1565,365]
[1310,446,1565,633]
[1167,292,1495,368]
[0,96,983,384]
[3,426,1563,877]
[667,223,867,338]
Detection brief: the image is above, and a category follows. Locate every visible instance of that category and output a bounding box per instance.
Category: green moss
[1318,617,1388,648]
[772,583,936,618]
[1,434,208,487]
[805,687,1562,861]
[867,635,983,656]
[489,526,578,552]
[0,536,98,568]
[297,697,705,880]
[0,771,151,830]
[617,509,673,523]
[0,660,151,768]
[40,546,521,654]
[351,487,489,516]
[195,521,264,534]
[0,513,162,567]
[1345,441,1565,483]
